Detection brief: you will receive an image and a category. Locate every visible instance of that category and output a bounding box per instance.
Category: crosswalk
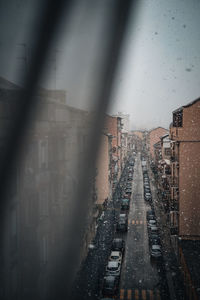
[119,289,161,300]
[128,220,146,225]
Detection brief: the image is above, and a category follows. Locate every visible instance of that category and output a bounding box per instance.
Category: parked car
[126,182,132,188]
[149,225,159,235]
[109,251,122,263]
[111,238,125,254]
[150,245,162,259]
[144,192,152,201]
[121,198,130,210]
[127,177,133,181]
[106,261,121,277]
[125,188,132,195]
[122,193,131,199]
[102,276,119,296]
[146,210,155,220]
[144,187,151,194]
[116,214,128,232]
[149,236,161,246]
[147,219,157,228]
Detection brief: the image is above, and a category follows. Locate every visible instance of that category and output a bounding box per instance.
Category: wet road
[71,153,169,300]
[116,154,169,299]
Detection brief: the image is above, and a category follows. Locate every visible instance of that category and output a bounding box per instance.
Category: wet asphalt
[71,153,169,300]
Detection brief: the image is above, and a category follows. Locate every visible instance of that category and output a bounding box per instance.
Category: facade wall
[148,127,168,159]
[96,134,111,205]
[132,131,144,140]
[179,142,200,238]
[170,99,200,239]
[104,115,122,187]
[0,87,95,300]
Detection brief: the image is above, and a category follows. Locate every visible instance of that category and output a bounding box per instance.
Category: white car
[106,261,121,277]
[147,219,157,229]
[109,251,122,263]
[150,245,162,258]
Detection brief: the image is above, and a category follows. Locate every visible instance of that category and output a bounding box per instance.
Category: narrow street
[117,153,169,299]
[72,153,169,300]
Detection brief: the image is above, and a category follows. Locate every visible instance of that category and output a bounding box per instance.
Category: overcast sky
[110,0,200,129]
[0,0,200,130]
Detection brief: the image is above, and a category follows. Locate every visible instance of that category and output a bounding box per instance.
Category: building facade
[169,98,200,300]
[0,79,95,300]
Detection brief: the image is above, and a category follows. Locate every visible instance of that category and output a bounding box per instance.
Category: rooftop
[173,97,200,114]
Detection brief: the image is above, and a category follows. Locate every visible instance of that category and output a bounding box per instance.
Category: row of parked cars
[101,157,135,299]
[117,160,134,232]
[147,209,162,259]
[142,161,152,203]
[101,238,125,297]
[142,161,163,260]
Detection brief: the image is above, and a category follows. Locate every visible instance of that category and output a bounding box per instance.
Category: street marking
[120,289,124,299]
[156,289,161,300]
[135,289,139,300]
[142,289,146,300]
[149,290,153,300]
[127,289,132,299]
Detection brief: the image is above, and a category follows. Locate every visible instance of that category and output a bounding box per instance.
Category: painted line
[127,289,132,300]
[142,289,146,300]
[120,289,124,299]
[135,289,139,300]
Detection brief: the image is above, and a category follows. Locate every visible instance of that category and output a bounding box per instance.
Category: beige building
[96,133,112,207]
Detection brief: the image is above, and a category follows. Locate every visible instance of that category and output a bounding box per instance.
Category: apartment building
[148,127,168,160]
[104,115,123,191]
[0,78,95,300]
[169,98,200,300]
[95,133,112,208]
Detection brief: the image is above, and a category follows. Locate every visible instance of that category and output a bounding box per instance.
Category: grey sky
[0,0,200,130]
[110,0,200,129]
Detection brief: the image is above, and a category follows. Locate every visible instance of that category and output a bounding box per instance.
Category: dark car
[121,198,130,210]
[102,276,119,296]
[125,188,132,194]
[144,192,152,201]
[149,235,161,246]
[111,238,125,254]
[146,210,155,220]
[116,214,128,232]
[144,187,151,194]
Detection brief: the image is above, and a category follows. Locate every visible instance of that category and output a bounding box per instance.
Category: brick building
[169,98,200,239]
[169,98,200,300]
[148,127,168,160]
[104,115,123,191]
